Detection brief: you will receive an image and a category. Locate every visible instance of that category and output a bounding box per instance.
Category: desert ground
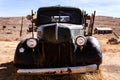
[0,16,120,80]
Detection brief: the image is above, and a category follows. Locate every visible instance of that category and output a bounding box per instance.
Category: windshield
[36,8,84,26]
[51,16,70,22]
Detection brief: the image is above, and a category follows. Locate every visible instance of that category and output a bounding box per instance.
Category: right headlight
[75,36,86,46]
[26,38,37,48]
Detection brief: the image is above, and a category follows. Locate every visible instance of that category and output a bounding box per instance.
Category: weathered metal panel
[17,64,97,75]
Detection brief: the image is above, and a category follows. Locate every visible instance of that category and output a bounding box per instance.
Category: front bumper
[17,64,97,75]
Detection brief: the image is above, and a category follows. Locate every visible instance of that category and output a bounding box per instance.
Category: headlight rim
[26,38,37,48]
[75,36,86,46]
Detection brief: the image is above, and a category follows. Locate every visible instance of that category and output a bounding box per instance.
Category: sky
[0,0,120,17]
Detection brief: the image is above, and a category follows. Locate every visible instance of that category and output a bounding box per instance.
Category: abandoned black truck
[14,6,102,75]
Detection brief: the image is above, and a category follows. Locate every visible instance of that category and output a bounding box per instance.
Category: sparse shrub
[6,31,12,34]
[2,25,6,30]
[13,26,16,28]
[15,38,19,41]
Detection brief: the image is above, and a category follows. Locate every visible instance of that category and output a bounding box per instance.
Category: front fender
[14,38,43,68]
[86,36,102,58]
[75,36,102,66]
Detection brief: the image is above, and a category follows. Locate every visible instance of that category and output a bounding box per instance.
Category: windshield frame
[36,7,84,26]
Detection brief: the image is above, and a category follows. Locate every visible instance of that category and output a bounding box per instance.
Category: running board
[17,64,97,75]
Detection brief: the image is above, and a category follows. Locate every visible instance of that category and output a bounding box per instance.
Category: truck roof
[37,6,82,13]
[36,6,84,26]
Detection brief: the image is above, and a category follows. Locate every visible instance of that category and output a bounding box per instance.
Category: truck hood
[37,23,84,43]
[58,23,84,29]
[40,23,84,30]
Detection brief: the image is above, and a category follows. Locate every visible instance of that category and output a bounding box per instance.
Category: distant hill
[0,17,30,27]
[0,16,119,34]
[95,16,120,28]
[95,16,120,35]
[0,16,120,27]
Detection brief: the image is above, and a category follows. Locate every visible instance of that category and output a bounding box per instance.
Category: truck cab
[14,6,102,74]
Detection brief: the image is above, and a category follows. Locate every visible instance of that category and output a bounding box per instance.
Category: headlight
[75,36,86,46]
[26,38,37,48]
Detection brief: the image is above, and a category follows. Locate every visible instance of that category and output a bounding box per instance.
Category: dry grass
[0,34,120,80]
[14,71,103,80]
[0,16,120,80]
[70,71,103,80]
[0,29,120,80]
[0,41,18,64]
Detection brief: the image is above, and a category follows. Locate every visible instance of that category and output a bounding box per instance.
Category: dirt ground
[0,34,120,80]
[0,16,120,80]
[95,34,120,80]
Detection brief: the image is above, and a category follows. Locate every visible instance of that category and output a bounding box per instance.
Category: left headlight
[75,36,86,46]
[26,38,37,48]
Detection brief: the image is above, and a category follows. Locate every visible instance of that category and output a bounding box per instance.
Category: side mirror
[86,16,91,20]
[26,10,37,21]
[26,15,33,20]
[85,23,88,27]
[26,10,37,38]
